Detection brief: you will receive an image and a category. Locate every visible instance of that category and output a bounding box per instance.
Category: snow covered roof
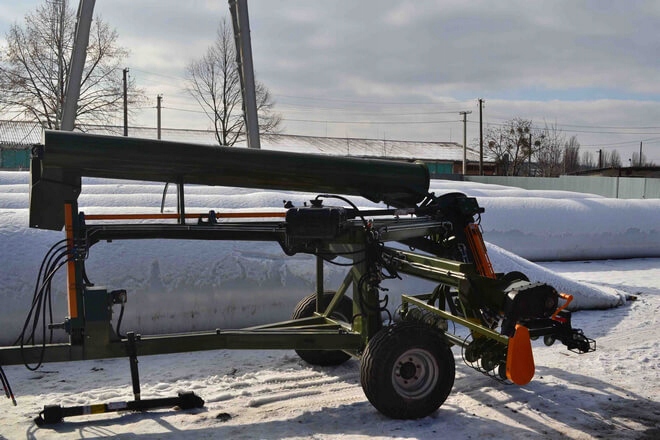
[89,125,481,162]
[0,120,483,162]
[0,120,42,148]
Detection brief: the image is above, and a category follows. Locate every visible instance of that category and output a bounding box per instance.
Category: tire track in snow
[199,361,363,413]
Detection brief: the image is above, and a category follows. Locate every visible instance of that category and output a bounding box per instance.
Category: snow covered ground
[1,171,659,438]
[1,258,657,439]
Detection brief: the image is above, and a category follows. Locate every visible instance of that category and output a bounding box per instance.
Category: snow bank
[486,243,625,309]
[429,180,660,261]
[0,172,644,345]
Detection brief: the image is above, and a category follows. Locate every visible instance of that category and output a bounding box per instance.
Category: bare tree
[581,151,595,169]
[482,118,536,176]
[631,151,655,167]
[186,17,281,146]
[609,150,622,167]
[535,123,565,177]
[0,0,144,129]
[563,136,581,174]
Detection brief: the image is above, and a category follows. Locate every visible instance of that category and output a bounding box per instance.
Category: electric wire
[0,364,16,406]
[15,239,74,371]
[115,300,126,339]
[12,239,67,347]
[307,195,398,323]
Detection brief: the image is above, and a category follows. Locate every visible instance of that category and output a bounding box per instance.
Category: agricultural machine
[0,130,595,424]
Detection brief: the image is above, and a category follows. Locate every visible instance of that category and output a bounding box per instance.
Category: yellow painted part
[506,324,535,385]
[90,403,106,414]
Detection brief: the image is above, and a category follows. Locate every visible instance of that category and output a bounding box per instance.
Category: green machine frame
[1,131,595,423]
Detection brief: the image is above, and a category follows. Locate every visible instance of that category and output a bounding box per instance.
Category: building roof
[0,120,483,162]
[569,166,660,178]
[0,120,42,149]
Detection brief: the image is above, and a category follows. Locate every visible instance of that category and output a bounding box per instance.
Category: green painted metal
[401,294,509,345]
[0,148,30,169]
[426,162,453,176]
[0,328,363,365]
[31,130,430,230]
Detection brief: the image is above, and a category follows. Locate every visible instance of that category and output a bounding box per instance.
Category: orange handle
[551,293,573,322]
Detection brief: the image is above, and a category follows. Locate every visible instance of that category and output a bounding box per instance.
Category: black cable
[20,257,71,370]
[321,255,367,267]
[26,249,70,342]
[12,241,68,346]
[315,194,368,228]
[0,364,17,406]
[16,240,74,371]
[312,194,397,324]
[115,302,125,339]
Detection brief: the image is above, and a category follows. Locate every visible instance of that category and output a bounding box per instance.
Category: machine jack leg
[34,332,205,426]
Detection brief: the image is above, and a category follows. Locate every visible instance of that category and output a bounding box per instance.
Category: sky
[1,0,660,164]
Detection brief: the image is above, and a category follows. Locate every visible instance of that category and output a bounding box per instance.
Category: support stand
[34,332,204,426]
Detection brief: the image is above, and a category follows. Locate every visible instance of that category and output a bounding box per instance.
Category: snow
[428,180,660,261]
[1,172,648,342]
[1,171,659,438]
[0,259,657,439]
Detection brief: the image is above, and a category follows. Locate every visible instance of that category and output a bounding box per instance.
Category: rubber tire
[291,292,354,366]
[501,271,530,283]
[360,321,455,419]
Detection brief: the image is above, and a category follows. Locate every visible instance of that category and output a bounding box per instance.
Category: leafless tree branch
[185,17,281,146]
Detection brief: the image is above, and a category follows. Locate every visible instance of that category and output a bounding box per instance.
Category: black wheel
[501,271,530,283]
[498,362,508,380]
[291,292,354,366]
[360,321,455,419]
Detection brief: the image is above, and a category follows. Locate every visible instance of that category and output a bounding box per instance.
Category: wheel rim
[391,348,439,399]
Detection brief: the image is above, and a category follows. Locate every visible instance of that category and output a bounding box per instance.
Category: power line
[276,103,468,116]
[275,94,474,107]
[580,137,660,147]
[283,118,460,125]
[161,106,206,114]
[551,122,660,130]
[156,105,463,125]
[480,116,660,134]
[130,67,186,82]
[472,120,660,135]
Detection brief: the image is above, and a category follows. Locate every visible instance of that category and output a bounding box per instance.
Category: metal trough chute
[29,130,430,230]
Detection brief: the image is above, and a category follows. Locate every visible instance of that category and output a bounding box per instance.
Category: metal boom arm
[30,130,430,230]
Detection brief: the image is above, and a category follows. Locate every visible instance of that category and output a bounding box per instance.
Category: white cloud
[2,0,659,162]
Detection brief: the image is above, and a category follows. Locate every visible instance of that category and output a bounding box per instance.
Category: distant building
[0,121,495,176]
[568,166,660,179]
[0,120,41,170]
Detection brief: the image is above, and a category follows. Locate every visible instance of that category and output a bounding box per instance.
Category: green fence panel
[0,148,30,169]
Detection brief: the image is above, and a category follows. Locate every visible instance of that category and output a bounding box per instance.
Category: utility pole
[229,0,260,149]
[459,111,472,175]
[123,67,129,136]
[528,132,532,176]
[598,149,603,168]
[478,98,484,175]
[156,94,162,140]
[56,0,66,128]
[639,141,643,166]
[61,0,96,131]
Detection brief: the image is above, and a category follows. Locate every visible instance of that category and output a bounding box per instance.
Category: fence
[465,175,659,199]
[0,148,30,170]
